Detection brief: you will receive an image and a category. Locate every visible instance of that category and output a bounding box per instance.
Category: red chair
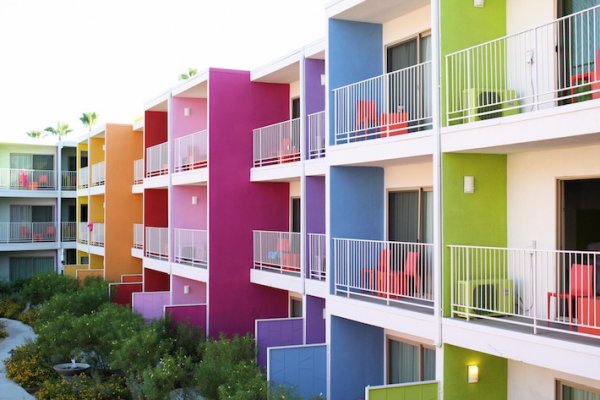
[401,251,421,296]
[38,175,48,187]
[380,112,408,137]
[46,225,55,240]
[547,263,595,324]
[593,49,600,100]
[570,49,600,101]
[356,100,377,133]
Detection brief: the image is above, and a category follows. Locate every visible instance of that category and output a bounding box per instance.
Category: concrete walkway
[0,318,36,400]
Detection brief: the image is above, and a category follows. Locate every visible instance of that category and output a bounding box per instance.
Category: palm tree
[179,68,198,81]
[79,112,98,133]
[44,122,73,141]
[25,130,42,139]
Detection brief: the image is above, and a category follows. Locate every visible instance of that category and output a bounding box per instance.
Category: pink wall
[172,275,207,304]
[132,291,170,321]
[144,111,168,148]
[144,268,170,292]
[165,304,207,330]
[172,186,207,229]
[144,189,168,227]
[171,97,208,139]
[207,68,290,337]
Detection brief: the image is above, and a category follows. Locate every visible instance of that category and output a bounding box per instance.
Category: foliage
[4,342,55,389]
[140,353,194,400]
[216,361,268,400]
[20,273,78,306]
[0,298,23,319]
[179,67,198,81]
[79,112,98,132]
[44,121,73,140]
[26,130,42,139]
[36,373,130,400]
[0,320,8,340]
[16,307,39,325]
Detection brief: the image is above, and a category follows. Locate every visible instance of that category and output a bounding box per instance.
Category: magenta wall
[144,111,168,148]
[172,275,207,304]
[144,189,168,227]
[207,69,290,337]
[171,97,208,139]
[132,291,170,321]
[172,186,207,229]
[165,304,207,330]
[144,268,170,292]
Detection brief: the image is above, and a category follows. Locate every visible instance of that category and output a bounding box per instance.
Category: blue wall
[268,344,327,399]
[328,19,383,145]
[330,316,384,399]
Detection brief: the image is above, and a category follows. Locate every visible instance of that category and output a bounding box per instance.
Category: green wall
[368,382,438,400]
[444,344,507,400]
[440,0,507,125]
[442,153,507,315]
[0,143,56,169]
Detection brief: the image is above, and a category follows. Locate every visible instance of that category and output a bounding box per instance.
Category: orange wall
[104,124,143,281]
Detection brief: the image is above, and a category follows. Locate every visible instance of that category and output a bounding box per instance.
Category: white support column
[300,51,308,346]
[167,94,174,306]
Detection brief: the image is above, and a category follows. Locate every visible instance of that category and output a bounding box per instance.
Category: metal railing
[253,230,301,275]
[78,167,89,189]
[174,130,208,172]
[145,227,169,260]
[446,5,600,125]
[133,159,144,184]
[0,168,56,190]
[333,238,434,309]
[174,228,208,267]
[308,233,326,280]
[0,222,58,243]
[90,222,105,247]
[61,222,76,242]
[308,111,326,159]
[61,171,77,190]
[253,118,301,167]
[91,161,105,186]
[333,61,432,144]
[146,142,169,177]
[78,222,88,244]
[133,224,144,249]
[449,245,600,339]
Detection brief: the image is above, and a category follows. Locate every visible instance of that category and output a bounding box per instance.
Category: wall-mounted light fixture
[468,365,479,383]
[183,107,191,117]
[474,0,484,7]
[183,285,190,294]
[464,176,475,194]
[191,195,197,205]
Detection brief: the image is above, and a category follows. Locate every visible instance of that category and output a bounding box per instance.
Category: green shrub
[0,320,8,340]
[0,298,24,319]
[140,353,194,400]
[4,342,55,389]
[17,307,39,325]
[36,373,130,400]
[217,361,268,400]
[20,273,78,305]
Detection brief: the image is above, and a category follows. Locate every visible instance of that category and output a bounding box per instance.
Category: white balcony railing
[333,238,434,310]
[78,222,89,244]
[133,223,144,249]
[174,228,208,267]
[133,159,144,184]
[253,230,301,275]
[78,167,89,189]
[61,171,76,190]
[449,245,600,339]
[308,111,326,159]
[145,227,169,260]
[146,142,169,177]
[91,161,106,186]
[308,233,326,280]
[174,130,208,172]
[0,222,58,243]
[253,118,301,167]
[0,168,56,190]
[333,61,432,145]
[61,222,76,242]
[446,5,600,125]
[90,222,105,247]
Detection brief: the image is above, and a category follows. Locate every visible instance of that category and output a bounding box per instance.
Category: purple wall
[306,176,325,234]
[165,304,207,330]
[208,68,290,337]
[172,186,207,229]
[306,295,326,344]
[171,97,208,139]
[172,275,207,304]
[132,291,170,321]
[305,59,325,115]
[256,318,303,368]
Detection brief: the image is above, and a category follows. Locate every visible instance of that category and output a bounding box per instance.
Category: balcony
[145,227,168,260]
[61,222,76,242]
[308,111,326,159]
[78,222,88,244]
[174,130,208,172]
[253,230,301,276]
[133,223,144,249]
[133,159,144,185]
[173,228,207,268]
[146,142,169,177]
[91,161,105,187]
[89,222,104,247]
[61,171,77,191]
[78,167,89,189]
[333,238,434,311]
[332,61,432,145]
[449,245,600,341]
[253,118,301,167]
[0,222,57,243]
[308,233,326,280]
[0,168,56,191]
[445,5,600,126]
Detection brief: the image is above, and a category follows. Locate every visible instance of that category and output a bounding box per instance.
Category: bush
[0,298,24,319]
[5,342,55,389]
[20,273,78,306]
[140,353,194,400]
[0,320,8,340]
[36,373,130,400]
[217,361,268,400]
[17,307,39,325]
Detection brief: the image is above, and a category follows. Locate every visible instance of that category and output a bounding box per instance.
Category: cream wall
[384,160,433,190]
[290,80,300,102]
[506,0,555,34]
[383,5,431,47]
[508,360,600,400]
[289,180,301,198]
[507,143,600,251]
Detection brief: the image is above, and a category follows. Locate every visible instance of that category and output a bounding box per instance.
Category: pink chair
[593,49,600,99]
[355,100,377,132]
[547,263,595,324]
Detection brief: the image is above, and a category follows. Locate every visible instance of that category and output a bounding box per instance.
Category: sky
[0,0,327,142]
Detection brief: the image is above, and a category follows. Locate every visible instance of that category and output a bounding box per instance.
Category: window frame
[386,187,433,244]
[385,334,435,385]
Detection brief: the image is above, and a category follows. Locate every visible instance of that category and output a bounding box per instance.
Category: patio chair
[547,263,595,324]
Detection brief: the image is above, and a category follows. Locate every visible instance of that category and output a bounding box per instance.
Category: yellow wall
[90,195,104,223]
[76,250,89,265]
[90,137,105,165]
[90,254,104,270]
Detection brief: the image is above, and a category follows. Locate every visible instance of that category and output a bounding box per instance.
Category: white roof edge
[304,38,326,58]
[325,0,365,18]
[250,49,303,81]
[143,90,170,111]
[171,70,209,97]
[133,119,144,132]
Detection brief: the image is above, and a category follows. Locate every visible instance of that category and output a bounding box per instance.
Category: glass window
[388,189,432,243]
[290,297,303,318]
[9,257,54,282]
[388,338,435,384]
[559,381,600,400]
